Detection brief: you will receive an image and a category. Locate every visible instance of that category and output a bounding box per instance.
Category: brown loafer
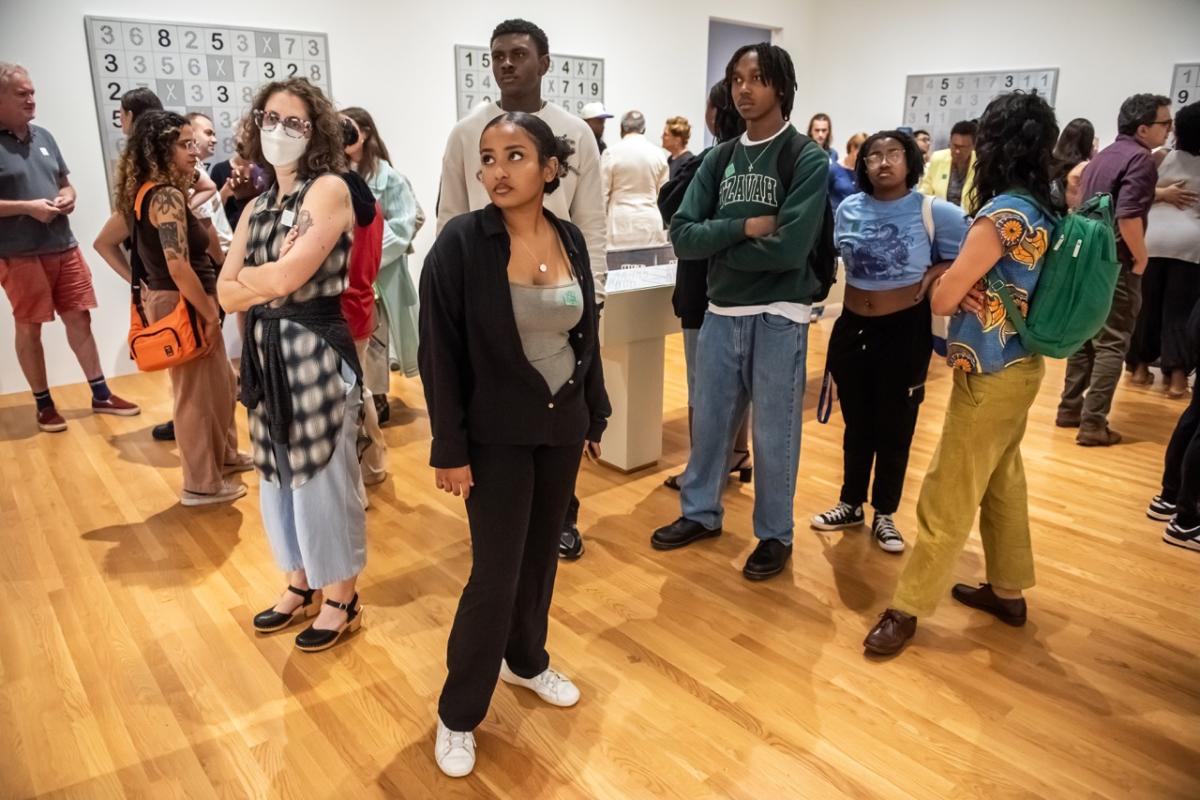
[951,583,1027,626]
[863,608,917,656]
[1076,426,1121,447]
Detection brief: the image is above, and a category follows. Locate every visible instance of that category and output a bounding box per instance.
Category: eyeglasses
[1149,118,1174,129]
[176,139,199,153]
[253,109,312,139]
[864,150,905,167]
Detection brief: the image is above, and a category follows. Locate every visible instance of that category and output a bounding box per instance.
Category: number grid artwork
[454,45,604,120]
[1169,63,1199,114]
[903,68,1059,149]
[84,16,333,203]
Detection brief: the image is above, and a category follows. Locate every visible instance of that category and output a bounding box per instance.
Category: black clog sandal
[252,585,322,633]
[295,593,363,652]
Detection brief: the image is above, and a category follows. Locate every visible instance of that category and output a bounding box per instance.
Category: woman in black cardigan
[419,111,610,778]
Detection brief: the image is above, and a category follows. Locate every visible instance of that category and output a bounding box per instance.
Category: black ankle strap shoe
[295,593,363,652]
[252,585,321,633]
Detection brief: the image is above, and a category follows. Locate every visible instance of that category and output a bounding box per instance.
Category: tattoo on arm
[151,188,190,264]
[294,209,314,239]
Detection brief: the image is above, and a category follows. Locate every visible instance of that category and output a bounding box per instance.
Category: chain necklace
[740,138,775,173]
[507,223,551,273]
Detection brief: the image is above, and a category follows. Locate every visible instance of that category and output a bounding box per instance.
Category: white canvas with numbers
[454,44,604,120]
[84,16,332,202]
[1170,63,1200,114]
[902,68,1059,149]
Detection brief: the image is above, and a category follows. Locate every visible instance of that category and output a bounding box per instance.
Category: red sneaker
[92,394,141,416]
[37,406,67,433]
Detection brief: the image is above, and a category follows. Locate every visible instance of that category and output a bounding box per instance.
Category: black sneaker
[810,502,864,531]
[742,539,792,581]
[1163,518,1200,552]
[374,394,391,426]
[872,514,906,553]
[152,420,175,441]
[559,524,584,560]
[1147,495,1177,522]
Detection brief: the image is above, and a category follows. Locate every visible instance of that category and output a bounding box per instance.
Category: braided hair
[724,43,797,121]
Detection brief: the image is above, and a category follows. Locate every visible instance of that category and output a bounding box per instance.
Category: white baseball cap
[580,102,613,120]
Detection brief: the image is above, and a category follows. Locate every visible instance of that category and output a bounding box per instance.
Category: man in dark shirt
[1058,93,1172,446]
[0,63,139,432]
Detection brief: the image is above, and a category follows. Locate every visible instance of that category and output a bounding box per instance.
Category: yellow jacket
[919,148,976,208]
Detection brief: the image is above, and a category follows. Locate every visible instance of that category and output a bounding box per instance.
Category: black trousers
[1162,383,1200,525]
[828,300,932,515]
[1127,257,1200,373]
[438,441,582,731]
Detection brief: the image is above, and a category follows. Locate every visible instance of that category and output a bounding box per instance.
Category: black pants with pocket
[1162,382,1200,525]
[1127,257,1200,373]
[438,441,583,731]
[828,300,933,515]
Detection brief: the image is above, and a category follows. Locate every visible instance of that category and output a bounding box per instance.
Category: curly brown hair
[664,116,691,147]
[240,78,345,181]
[112,110,194,217]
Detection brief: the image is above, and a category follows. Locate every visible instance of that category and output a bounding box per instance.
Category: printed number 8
[158,29,171,47]
[310,64,321,81]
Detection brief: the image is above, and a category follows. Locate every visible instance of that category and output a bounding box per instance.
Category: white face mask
[260,125,309,168]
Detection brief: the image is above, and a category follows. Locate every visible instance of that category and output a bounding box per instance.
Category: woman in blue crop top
[864,93,1061,657]
[811,130,967,553]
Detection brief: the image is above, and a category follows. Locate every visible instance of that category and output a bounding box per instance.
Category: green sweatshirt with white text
[669,126,829,307]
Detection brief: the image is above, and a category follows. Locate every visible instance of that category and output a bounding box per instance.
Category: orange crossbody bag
[127,182,205,372]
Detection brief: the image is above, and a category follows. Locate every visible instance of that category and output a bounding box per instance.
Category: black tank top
[133,185,217,294]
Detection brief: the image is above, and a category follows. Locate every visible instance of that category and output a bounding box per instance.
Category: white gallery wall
[0,0,812,393]
[1,0,1198,393]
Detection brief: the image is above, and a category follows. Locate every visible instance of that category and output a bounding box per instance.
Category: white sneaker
[499,660,581,707]
[181,481,247,507]
[434,717,476,778]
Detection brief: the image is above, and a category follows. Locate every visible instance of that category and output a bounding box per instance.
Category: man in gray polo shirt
[0,63,139,432]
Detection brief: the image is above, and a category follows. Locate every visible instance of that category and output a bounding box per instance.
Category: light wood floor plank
[1,323,1197,799]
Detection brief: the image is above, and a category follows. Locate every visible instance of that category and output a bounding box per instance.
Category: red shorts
[0,246,98,324]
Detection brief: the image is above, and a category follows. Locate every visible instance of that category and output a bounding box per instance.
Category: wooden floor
[1,321,1198,800]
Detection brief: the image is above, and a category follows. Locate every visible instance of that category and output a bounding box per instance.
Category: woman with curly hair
[217,78,365,652]
[93,110,247,506]
[864,92,1060,657]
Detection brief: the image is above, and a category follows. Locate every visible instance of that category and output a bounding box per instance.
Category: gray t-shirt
[0,124,77,257]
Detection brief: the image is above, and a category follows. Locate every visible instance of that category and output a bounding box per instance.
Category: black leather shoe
[951,583,1027,626]
[152,420,176,441]
[559,524,584,560]
[295,593,363,652]
[742,538,792,580]
[651,517,721,550]
[253,585,322,633]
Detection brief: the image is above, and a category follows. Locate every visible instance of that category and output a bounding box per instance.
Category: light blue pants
[259,361,367,588]
[680,312,808,544]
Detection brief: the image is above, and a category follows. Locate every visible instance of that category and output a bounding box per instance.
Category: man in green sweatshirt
[651,43,829,580]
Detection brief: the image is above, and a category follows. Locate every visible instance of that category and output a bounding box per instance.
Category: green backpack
[987,192,1120,358]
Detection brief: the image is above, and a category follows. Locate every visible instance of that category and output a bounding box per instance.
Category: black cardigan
[658,146,712,330]
[418,204,611,469]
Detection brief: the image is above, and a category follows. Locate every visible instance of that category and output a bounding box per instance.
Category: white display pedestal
[598,284,680,473]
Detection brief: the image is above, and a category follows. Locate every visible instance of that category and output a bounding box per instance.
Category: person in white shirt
[186,112,233,260]
[436,19,606,302]
[435,19,606,562]
[601,110,669,249]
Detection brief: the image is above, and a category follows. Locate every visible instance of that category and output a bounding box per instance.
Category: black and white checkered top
[244,178,351,488]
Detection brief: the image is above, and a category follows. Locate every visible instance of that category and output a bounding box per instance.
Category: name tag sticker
[39,146,50,156]
[562,289,581,307]
[280,209,295,227]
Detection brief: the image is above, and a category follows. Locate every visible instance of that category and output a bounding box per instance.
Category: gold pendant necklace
[507,223,550,273]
